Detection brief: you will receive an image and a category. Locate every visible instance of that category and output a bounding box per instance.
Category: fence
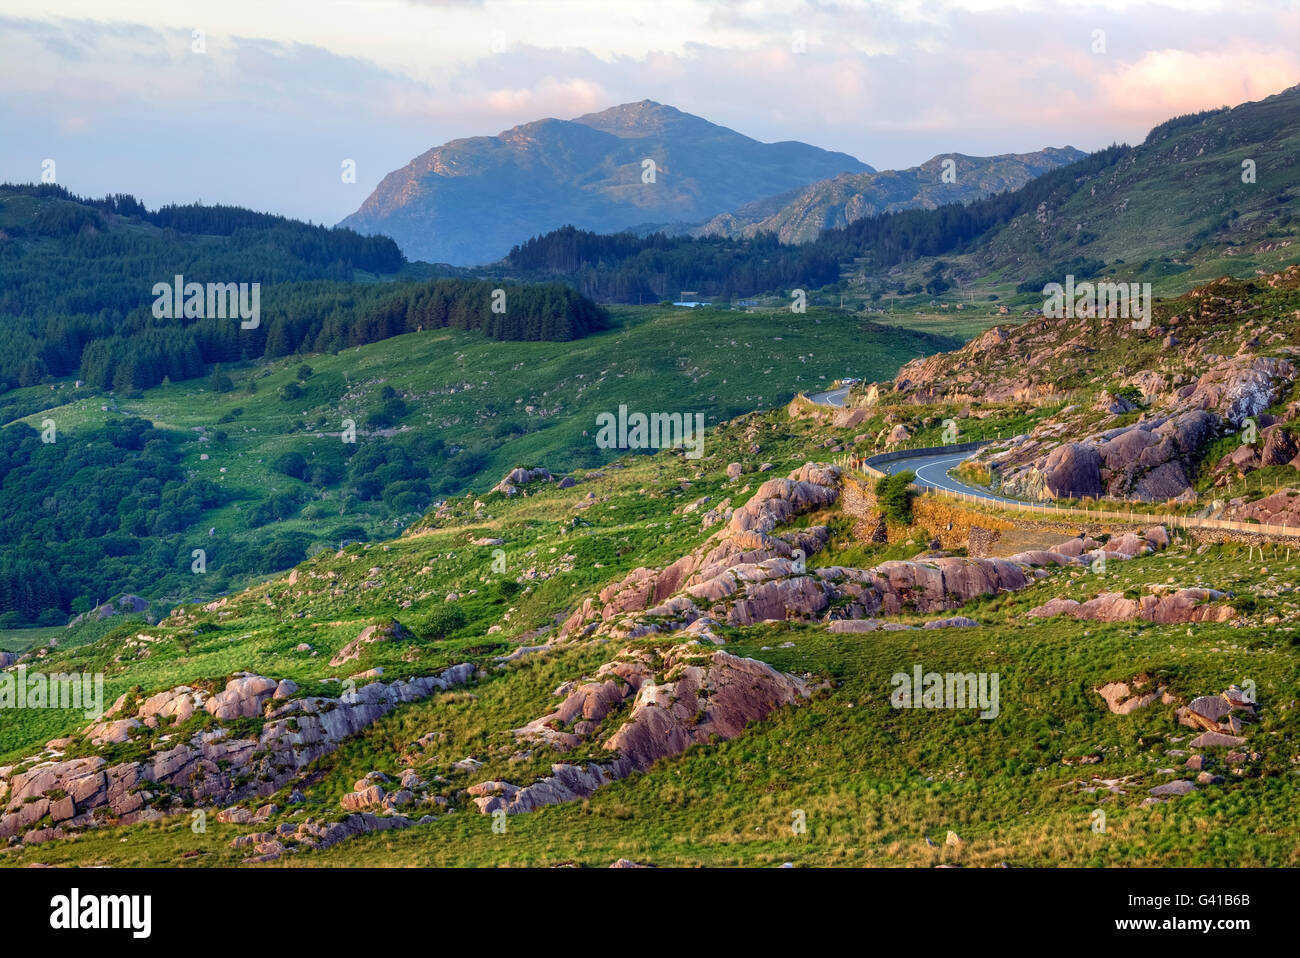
[916,484,1299,538]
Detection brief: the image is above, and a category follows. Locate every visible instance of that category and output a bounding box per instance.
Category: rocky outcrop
[1181,356,1295,427]
[330,618,414,667]
[1224,488,1300,527]
[560,468,1163,643]
[230,810,428,862]
[1028,588,1233,624]
[995,411,1218,502]
[0,663,474,843]
[68,594,150,628]
[471,643,811,815]
[1095,677,1175,715]
[205,674,279,720]
[1176,686,1257,740]
[883,272,1300,505]
[491,467,553,496]
[1040,442,1103,499]
[560,464,842,639]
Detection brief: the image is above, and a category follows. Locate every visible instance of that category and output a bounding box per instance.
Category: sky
[0,0,1297,226]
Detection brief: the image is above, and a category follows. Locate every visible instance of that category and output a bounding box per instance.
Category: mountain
[692,147,1086,244]
[968,84,1300,282]
[338,100,872,265]
[503,85,1300,304]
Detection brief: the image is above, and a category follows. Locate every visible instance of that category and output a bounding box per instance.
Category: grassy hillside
[4,387,1298,868]
[838,86,1300,313]
[2,305,956,616]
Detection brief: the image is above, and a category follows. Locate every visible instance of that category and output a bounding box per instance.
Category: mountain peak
[572,100,702,138]
[341,101,871,264]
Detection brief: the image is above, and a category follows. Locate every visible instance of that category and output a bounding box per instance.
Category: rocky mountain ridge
[339,100,871,265]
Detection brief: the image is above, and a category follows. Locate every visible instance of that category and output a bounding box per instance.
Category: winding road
[805,386,850,408]
[805,384,1020,503]
[801,386,1300,541]
[875,450,1024,506]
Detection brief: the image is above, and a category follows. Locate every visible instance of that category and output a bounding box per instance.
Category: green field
[2,304,958,612]
[3,396,1298,868]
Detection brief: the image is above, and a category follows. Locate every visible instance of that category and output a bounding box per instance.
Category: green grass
[1,305,957,615]
[0,627,62,654]
[3,398,1299,867]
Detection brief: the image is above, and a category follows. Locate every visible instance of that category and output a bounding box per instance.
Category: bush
[272,451,308,480]
[875,470,916,524]
[425,604,467,640]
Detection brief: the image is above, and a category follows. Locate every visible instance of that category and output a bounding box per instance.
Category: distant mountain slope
[503,85,1300,303]
[971,84,1300,280]
[693,148,1086,244]
[338,100,872,265]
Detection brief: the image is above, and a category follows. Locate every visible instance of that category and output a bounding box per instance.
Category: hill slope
[498,85,1300,305]
[1,303,955,624]
[4,271,1300,867]
[693,147,1086,244]
[338,100,872,266]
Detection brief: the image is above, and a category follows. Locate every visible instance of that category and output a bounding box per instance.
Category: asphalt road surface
[876,450,1024,505]
[802,386,1019,504]
[805,386,850,407]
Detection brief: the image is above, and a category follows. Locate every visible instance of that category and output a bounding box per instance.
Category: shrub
[425,604,467,640]
[875,470,916,524]
[272,451,308,480]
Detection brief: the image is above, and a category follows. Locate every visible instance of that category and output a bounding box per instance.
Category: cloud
[0,1,1295,225]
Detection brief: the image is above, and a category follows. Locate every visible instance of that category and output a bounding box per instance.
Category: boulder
[330,618,414,667]
[1041,443,1102,498]
[205,675,279,720]
[1188,730,1247,748]
[1149,780,1196,797]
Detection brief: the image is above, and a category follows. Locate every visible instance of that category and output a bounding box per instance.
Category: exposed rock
[473,643,810,815]
[205,674,279,720]
[1029,588,1232,624]
[922,616,979,629]
[330,618,414,667]
[1041,442,1102,499]
[340,785,385,811]
[1188,730,1247,748]
[492,466,553,495]
[0,664,475,843]
[1149,780,1196,797]
[1094,679,1171,715]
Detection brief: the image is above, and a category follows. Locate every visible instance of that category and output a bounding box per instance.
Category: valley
[1,25,1298,886]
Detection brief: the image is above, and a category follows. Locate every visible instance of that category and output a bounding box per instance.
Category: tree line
[0,186,607,393]
[505,146,1128,302]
